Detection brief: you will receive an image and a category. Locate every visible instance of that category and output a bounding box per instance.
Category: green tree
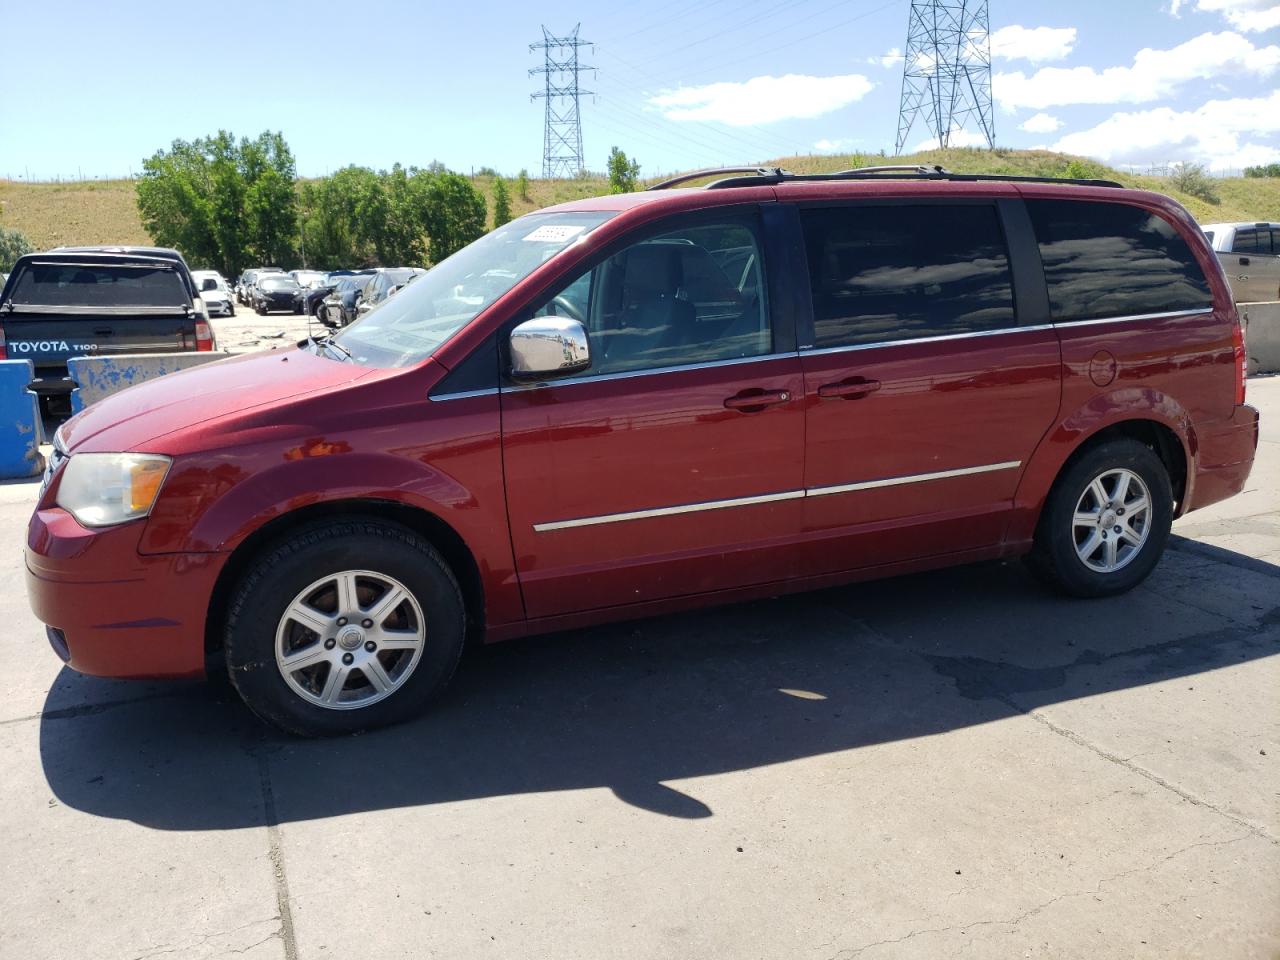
[1245,163,1280,178]
[607,147,640,194]
[516,168,530,202]
[0,227,35,272]
[135,130,300,275]
[1169,162,1221,205]
[419,171,487,262]
[492,177,512,228]
[299,166,380,269]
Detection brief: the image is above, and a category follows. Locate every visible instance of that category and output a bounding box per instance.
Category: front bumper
[25,507,224,679]
[1188,403,1260,512]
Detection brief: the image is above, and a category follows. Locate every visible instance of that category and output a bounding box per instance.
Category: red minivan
[26,167,1259,736]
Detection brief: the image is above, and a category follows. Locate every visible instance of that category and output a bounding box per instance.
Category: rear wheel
[1027,438,1173,598]
[225,521,466,736]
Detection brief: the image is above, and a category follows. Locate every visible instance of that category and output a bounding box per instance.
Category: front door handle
[724,388,791,412]
[818,377,881,400]
[1239,256,1251,265]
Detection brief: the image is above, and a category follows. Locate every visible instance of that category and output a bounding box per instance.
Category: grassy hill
[3,149,1278,253]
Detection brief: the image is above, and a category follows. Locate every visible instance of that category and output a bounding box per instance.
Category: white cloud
[990,25,1078,63]
[814,138,860,152]
[1172,0,1280,33]
[910,128,993,152]
[866,47,902,68]
[1019,112,1064,133]
[996,31,1280,109]
[649,74,874,126]
[1051,89,1280,170]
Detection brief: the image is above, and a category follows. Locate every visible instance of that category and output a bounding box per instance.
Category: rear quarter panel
[1007,187,1239,543]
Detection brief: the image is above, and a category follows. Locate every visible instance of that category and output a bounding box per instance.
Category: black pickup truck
[0,247,214,413]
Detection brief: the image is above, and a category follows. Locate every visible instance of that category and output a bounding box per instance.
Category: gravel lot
[211,302,315,356]
[1,378,1277,960]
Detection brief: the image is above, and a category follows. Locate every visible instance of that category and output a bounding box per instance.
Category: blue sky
[1,0,1277,180]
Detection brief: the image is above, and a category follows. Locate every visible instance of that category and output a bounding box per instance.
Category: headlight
[55,453,172,527]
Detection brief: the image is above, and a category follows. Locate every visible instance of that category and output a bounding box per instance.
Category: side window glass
[534,219,771,377]
[1231,228,1260,254]
[1026,199,1213,322]
[800,204,1015,349]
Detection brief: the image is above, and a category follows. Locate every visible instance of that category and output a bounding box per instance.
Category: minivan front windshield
[330,211,614,367]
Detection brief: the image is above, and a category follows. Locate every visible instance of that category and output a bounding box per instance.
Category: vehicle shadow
[38,551,1280,830]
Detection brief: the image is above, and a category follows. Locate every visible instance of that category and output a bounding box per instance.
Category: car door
[1222,224,1280,303]
[500,208,807,620]
[794,198,1063,576]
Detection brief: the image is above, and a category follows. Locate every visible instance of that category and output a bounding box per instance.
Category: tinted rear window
[1026,200,1212,322]
[801,204,1016,348]
[8,263,190,307]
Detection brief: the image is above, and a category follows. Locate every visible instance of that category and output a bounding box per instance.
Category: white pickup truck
[1202,221,1280,304]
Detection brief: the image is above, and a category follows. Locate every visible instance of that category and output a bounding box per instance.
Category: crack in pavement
[254,750,300,960]
[128,916,280,960]
[823,834,1255,959]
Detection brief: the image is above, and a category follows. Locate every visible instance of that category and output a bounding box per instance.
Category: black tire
[225,520,466,736]
[1026,437,1173,598]
[255,305,267,316]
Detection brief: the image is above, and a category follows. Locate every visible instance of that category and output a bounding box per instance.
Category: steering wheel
[549,295,586,323]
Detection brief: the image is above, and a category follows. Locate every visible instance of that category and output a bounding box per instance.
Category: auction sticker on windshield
[522,224,585,243]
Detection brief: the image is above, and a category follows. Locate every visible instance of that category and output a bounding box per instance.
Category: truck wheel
[225,520,466,737]
[1026,438,1173,598]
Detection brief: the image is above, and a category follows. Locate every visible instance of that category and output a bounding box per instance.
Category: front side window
[332,211,615,368]
[1027,199,1213,322]
[800,204,1016,349]
[531,218,771,377]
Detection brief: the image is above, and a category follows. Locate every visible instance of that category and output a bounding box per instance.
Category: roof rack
[646,164,1123,191]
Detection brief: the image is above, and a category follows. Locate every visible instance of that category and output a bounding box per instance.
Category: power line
[530,25,594,178]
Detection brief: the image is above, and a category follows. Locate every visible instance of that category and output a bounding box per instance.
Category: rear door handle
[818,377,881,400]
[1239,257,1251,265]
[724,388,791,411]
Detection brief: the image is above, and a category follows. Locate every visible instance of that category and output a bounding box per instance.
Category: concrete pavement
[1,379,1277,960]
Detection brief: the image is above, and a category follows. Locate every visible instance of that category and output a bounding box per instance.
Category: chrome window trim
[1049,306,1210,328]
[801,324,1054,357]
[503,351,799,391]
[429,387,500,402]
[533,460,1022,532]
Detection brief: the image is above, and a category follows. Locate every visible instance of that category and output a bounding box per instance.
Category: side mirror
[509,316,591,381]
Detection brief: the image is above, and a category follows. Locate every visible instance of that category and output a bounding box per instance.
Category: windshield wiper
[322,337,353,362]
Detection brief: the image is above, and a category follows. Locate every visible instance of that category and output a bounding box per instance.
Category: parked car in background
[2,247,213,414]
[354,267,427,319]
[25,168,1258,736]
[192,270,236,317]
[237,266,285,305]
[319,273,374,327]
[1202,222,1280,303]
[253,274,304,314]
[290,270,328,290]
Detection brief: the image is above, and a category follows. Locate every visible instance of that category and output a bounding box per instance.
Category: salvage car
[1202,221,1280,303]
[192,270,236,317]
[319,273,373,327]
[26,167,1258,736]
[1,247,214,414]
[253,274,304,314]
[354,267,426,319]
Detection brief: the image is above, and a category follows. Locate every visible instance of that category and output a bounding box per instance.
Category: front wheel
[225,521,466,736]
[1026,438,1173,598]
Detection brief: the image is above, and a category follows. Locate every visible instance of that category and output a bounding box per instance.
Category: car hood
[61,347,373,453]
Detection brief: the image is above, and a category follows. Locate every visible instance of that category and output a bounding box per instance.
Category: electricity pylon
[530,25,594,178]
[895,1,995,155]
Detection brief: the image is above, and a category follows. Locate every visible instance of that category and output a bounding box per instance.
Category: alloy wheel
[275,570,426,710]
[1071,468,1152,573]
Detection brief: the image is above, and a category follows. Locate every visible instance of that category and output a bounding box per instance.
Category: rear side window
[7,263,190,307]
[1231,228,1260,254]
[1026,200,1212,322]
[800,204,1015,349]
